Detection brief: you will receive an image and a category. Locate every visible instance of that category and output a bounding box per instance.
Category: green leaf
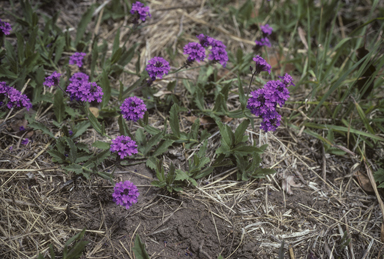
[54,36,65,64]
[82,149,111,167]
[146,156,157,170]
[29,122,55,138]
[90,42,99,80]
[100,70,111,108]
[353,100,375,135]
[152,140,174,157]
[112,28,120,55]
[110,47,122,64]
[75,5,95,46]
[87,108,103,135]
[95,171,113,181]
[132,235,150,259]
[169,104,180,138]
[53,90,65,123]
[48,149,66,163]
[63,164,83,175]
[195,87,205,110]
[135,52,141,74]
[118,114,132,137]
[49,244,55,259]
[143,132,163,156]
[64,137,77,163]
[92,141,110,150]
[234,119,249,145]
[72,121,90,139]
[66,240,89,259]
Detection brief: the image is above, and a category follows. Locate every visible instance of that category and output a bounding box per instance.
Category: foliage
[36,229,88,259]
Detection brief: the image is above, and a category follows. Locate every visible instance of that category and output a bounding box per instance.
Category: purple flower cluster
[247,74,293,132]
[110,135,138,159]
[253,55,271,74]
[21,138,29,145]
[0,19,11,35]
[0,82,32,111]
[130,1,151,22]
[195,34,228,67]
[66,72,103,102]
[146,57,170,80]
[69,52,86,67]
[112,180,139,209]
[183,42,206,63]
[43,71,61,87]
[120,96,147,122]
[255,24,273,48]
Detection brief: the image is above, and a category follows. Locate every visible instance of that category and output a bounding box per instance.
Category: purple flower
[120,96,147,122]
[69,72,89,83]
[261,24,273,36]
[66,73,103,102]
[0,82,32,111]
[279,73,295,87]
[196,34,214,48]
[210,39,227,49]
[21,138,29,145]
[110,136,138,159]
[9,146,13,151]
[43,71,61,87]
[69,52,86,67]
[112,180,139,209]
[264,80,290,106]
[253,55,271,74]
[255,37,271,48]
[208,47,228,67]
[146,57,170,80]
[69,130,73,136]
[247,75,293,132]
[19,126,25,131]
[0,19,11,35]
[130,1,151,22]
[183,42,206,62]
[260,110,281,132]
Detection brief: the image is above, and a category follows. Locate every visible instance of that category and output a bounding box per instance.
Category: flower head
[130,1,151,22]
[253,55,271,74]
[43,71,61,87]
[146,57,170,80]
[0,19,11,35]
[120,96,147,122]
[110,136,138,159]
[264,80,290,106]
[66,73,103,102]
[260,110,281,132]
[210,39,226,49]
[183,42,206,62]
[69,52,86,67]
[0,82,32,111]
[21,138,29,145]
[196,34,214,47]
[112,180,139,209]
[260,24,273,36]
[255,37,271,48]
[19,126,25,131]
[208,47,228,67]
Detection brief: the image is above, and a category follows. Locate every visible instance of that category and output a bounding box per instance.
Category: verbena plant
[1,0,286,201]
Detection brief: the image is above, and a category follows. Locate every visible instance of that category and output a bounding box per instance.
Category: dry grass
[1,0,383,258]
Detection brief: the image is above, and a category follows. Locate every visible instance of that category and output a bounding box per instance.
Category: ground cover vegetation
[0,0,384,258]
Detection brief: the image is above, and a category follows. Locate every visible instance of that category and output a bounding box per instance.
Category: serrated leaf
[64,137,77,163]
[146,156,157,170]
[132,235,150,259]
[169,104,180,138]
[152,140,174,157]
[29,122,55,138]
[75,5,95,46]
[53,89,65,123]
[47,149,66,163]
[63,164,83,175]
[72,121,90,139]
[95,171,113,181]
[92,141,110,150]
[143,132,163,156]
[82,149,110,167]
[54,36,65,64]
